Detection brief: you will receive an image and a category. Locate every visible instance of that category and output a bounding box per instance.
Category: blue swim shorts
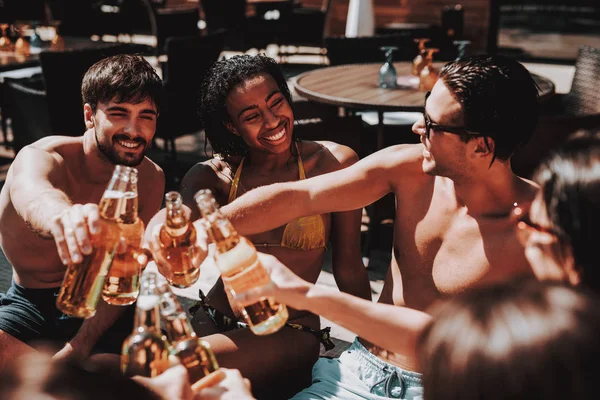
[0,280,134,354]
[291,337,423,400]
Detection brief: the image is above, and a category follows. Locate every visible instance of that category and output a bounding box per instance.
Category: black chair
[512,45,600,178]
[156,30,226,160]
[279,0,332,51]
[39,43,143,137]
[147,4,201,56]
[3,75,52,154]
[201,0,249,51]
[57,0,153,38]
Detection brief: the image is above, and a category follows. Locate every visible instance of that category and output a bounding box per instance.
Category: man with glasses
[207,55,540,399]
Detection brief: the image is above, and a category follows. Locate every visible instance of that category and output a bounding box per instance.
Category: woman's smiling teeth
[263,126,285,141]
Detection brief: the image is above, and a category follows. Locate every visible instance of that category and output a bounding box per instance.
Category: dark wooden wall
[168,0,492,52]
[300,0,491,52]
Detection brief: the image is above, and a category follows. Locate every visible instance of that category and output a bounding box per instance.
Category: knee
[0,330,34,371]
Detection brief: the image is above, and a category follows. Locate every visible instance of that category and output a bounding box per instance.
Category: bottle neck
[207,216,240,253]
[120,193,139,224]
[164,312,196,342]
[165,204,189,236]
[100,166,139,221]
[134,295,162,332]
[195,190,239,252]
[159,290,195,341]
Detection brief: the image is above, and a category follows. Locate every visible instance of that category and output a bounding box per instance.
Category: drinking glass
[378,46,398,89]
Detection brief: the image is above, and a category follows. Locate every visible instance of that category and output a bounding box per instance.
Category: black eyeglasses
[422,91,481,139]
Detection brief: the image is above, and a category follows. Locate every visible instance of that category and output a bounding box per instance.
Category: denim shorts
[291,337,423,400]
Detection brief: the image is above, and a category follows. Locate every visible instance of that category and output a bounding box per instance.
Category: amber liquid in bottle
[195,189,288,336]
[121,273,170,378]
[154,192,201,288]
[103,190,144,305]
[159,283,219,383]
[56,190,123,318]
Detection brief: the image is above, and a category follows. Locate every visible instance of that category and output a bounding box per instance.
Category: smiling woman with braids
[148,54,370,398]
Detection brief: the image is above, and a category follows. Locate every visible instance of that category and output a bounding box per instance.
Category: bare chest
[391,192,528,309]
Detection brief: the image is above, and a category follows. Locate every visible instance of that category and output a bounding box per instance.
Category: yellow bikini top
[228,153,327,251]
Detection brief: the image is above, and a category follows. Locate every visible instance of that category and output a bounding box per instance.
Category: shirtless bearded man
[0,54,165,370]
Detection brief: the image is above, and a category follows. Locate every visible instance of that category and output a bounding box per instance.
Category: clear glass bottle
[152,191,202,288]
[195,189,288,336]
[419,48,440,92]
[56,165,129,318]
[121,272,170,378]
[158,281,219,383]
[102,167,144,306]
[412,38,431,76]
[378,46,398,89]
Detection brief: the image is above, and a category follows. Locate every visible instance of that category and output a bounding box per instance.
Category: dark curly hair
[199,54,297,157]
[82,54,163,113]
[439,55,539,163]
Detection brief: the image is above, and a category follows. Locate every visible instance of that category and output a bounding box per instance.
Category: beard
[96,131,148,167]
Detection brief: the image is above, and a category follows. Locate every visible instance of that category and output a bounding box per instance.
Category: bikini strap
[228,157,246,204]
[296,142,306,180]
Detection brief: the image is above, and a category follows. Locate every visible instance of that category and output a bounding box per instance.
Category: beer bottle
[158,281,219,383]
[121,272,170,378]
[194,189,288,336]
[56,165,131,318]
[102,167,144,305]
[152,191,202,288]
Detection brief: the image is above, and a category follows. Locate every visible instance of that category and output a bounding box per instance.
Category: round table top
[294,62,556,112]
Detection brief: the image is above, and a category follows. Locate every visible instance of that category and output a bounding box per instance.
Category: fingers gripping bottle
[56,165,131,318]
[194,189,288,336]
[121,272,170,378]
[158,281,219,383]
[152,191,202,288]
[102,167,144,305]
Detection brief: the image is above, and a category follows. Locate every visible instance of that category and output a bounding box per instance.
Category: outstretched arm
[236,253,431,361]
[220,148,399,236]
[9,146,100,265]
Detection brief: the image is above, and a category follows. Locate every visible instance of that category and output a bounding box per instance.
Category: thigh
[93,304,136,355]
[0,329,35,372]
[202,324,320,399]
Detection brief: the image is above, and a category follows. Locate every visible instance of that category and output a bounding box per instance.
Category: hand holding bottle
[50,203,102,266]
[192,368,255,400]
[234,253,313,312]
[148,191,207,288]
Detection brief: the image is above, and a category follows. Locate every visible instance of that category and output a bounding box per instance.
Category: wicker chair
[512,45,600,178]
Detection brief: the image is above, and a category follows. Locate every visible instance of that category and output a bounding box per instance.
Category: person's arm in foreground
[219,147,399,236]
[236,253,431,361]
[134,365,255,400]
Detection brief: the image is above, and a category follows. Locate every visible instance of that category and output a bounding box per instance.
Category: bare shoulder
[301,140,358,174]
[29,135,83,161]
[180,158,234,206]
[10,136,82,180]
[375,143,424,168]
[139,156,165,182]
